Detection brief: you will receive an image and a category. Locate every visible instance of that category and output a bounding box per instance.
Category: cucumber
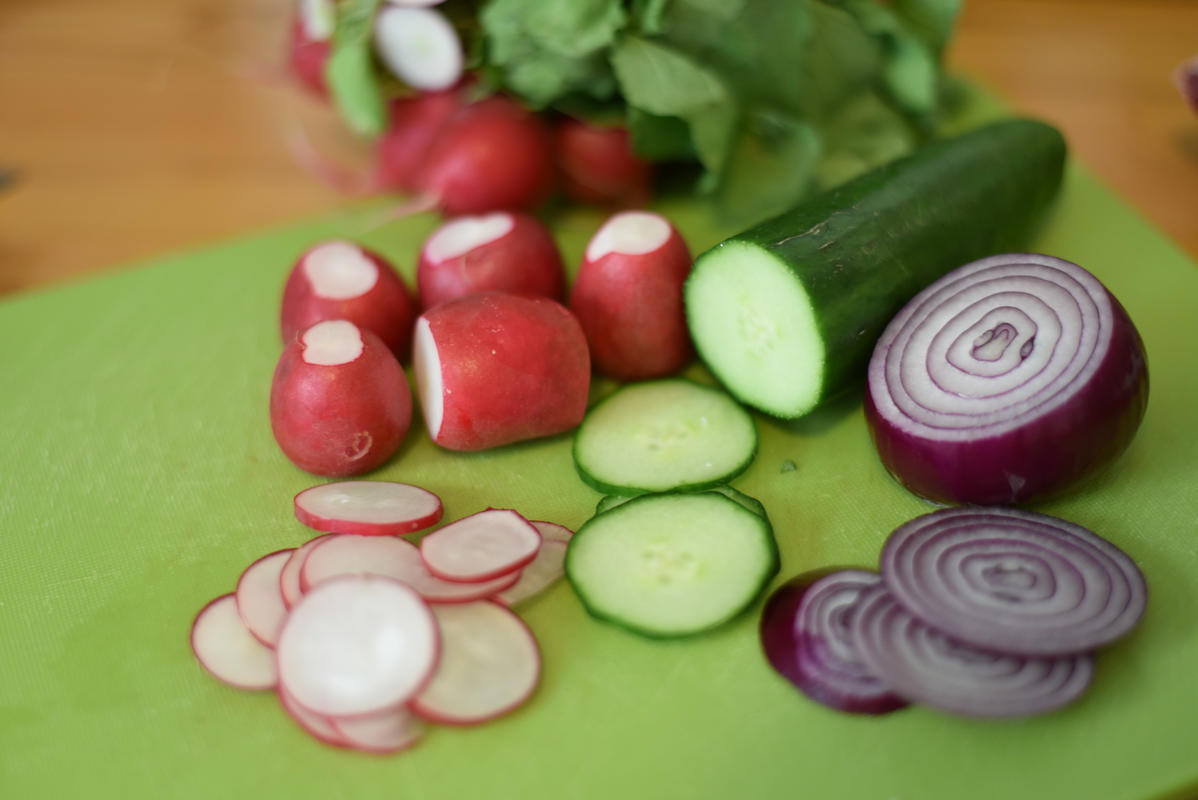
[596,484,769,520]
[684,117,1067,418]
[566,491,779,638]
[573,379,757,495]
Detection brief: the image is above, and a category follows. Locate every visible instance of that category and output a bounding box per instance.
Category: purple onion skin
[865,292,1149,507]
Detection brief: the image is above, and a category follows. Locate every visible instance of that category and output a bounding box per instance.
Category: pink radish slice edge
[294,480,443,536]
[331,707,425,754]
[235,549,293,647]
[410,600,541,725]
[280,684,350,748]
[420,508,542,582]
[496,539,567,607]
[531,520,573,543]
[281,533,337,609]
[191,594,278,691]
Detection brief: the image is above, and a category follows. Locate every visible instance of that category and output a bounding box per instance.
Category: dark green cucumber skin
[596,484,769,519]
[689,117,1067,415]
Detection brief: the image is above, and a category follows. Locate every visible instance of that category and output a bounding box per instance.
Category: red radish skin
[530,520,573,544]
[293,480,443,536]
[554,119,653,208]
[415,96,556,216]
[419,508,542,583]
[191,594,278,691]
[417,212,565,310]
[281,533,337,609]
[270,320,412,477]
[235,549,294,648]
[569,211,694,380]
[280,241,419,361]
[374,89,462,193]
[288,14,331,97]
[413,292,590,451]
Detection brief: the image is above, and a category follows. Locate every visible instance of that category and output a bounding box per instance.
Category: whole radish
[280,241,419,361]
[373,89,463,193]
[373,5,463,92]
[271,320,412,476]
[288,0,334,97]
[414,96,556,216]
[555,119,653,208]
[413,292,590,451]
[569,211,694,380]
[417,212,565,309]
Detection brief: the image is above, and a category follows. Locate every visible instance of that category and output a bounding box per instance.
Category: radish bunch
[190,480,573,753]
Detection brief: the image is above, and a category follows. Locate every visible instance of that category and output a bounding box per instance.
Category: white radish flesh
[585,211,671,262]
[277,575,440,717]
[496,539,567,607]
[298,0,335,41]
[235,549,293,647]
[331,707,424,754]
[412,317,444,438]
[300,319,364,366]
[424,213,516,263]
[191,594,278,691]
[374,7,463,91]
[294,481,443,537]
[411,601,541,725]
[279,684,349,747]
[420,508,542,582]
[301,241,379,299]
[280,533,337,609]
[531,520,574,544]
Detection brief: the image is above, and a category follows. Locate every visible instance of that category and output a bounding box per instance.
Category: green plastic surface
[3,91,1198,799]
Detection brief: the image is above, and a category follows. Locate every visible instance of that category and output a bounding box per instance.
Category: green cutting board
[3,92,1197,800]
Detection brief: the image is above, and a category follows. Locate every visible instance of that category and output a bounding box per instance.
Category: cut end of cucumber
[685,241,824,418]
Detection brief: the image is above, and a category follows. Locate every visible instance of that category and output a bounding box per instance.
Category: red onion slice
[865,253,1148,505]
[880,506,1146,656]
[760,570,907,715]
[852,586,1094,718]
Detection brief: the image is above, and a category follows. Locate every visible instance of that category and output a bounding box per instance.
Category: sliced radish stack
[191,594,278,690]
[235,549,294,647]
[294,480,443,536]
[411,601,541,725]
[531,520,573,544]
[331,707,425,754]
[279,684,349,747]
[277,575,440,717]
[496,539,568,607]
[420,508,542,582]
[280,533,337,609]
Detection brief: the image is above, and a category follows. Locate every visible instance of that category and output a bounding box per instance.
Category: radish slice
[331,707,424,754]
[300,532,520,603]
[420,508,542,582]
[496,539,567,607]
[279,684,349,747]
[294,481,443,536]
[191,594,278,690]
[235,549,293,647]
[411,601,541,725]
[277,575,440,717]
[373,7,463,91]
[530,520,573,544]
[280,533,337,609]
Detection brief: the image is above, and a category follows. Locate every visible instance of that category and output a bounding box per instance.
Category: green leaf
[625,108,696,162]
[814,89,919,188]
[714,110,821,224]
[630,0,673,35]
[893,0,962,57]
[326,0,385,137]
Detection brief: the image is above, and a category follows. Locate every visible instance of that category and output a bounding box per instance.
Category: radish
[412,292,590,451]
[280,241,419,361]
[531,520,573,544]
[416,212,566,309]
[373,6,463,92]
[330,707,425,754]
[234,549,293,647]
[288,0,334,97]
[374,89,463,193]
[410,601,541,725]
[270,320,412,476]
[419,508,542,583]
[279,684,349,747]
[293,480,443,536]
[191,594,278,690]
[554,118,653,208]
[496,539,567,607]
[569,211,694,380]
[276,575,440,717]
[412,96,556,217]
[280,533,336,608]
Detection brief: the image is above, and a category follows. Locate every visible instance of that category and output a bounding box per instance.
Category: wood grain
[1,0,1195,296]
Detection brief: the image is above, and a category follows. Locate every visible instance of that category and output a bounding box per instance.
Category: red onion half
[865,253,1148,505]
[852,586,1095,719]
[880,506,1147,657]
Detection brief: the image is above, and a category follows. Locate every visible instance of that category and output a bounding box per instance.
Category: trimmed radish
[281,533,336,608]
[496,539,567,607]
[331,707,424,754]
[191,594,278,691]
[554,118,653,208]
[280,241,419,361]
[416,212,565,310]
[294,480,443,536]
[375,89,463,192]
[288,0,333,96]
[530,520,573,544]
[279,684,349,747]
[420,508,542,582]
[276,575,440,717]
[235,549,293,647]
[270,320,412,476]
[374,6,463,92]
[413,292,590,451]
[570,211,694,380]
[298,532,520,602]
[411,601,541,725]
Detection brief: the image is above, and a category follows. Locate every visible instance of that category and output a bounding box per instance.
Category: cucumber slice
[566,492,779,638]
[596,484,769,520]
[573,379,757,495]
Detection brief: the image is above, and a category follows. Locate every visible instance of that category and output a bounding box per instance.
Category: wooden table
[2,0,1195,296]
